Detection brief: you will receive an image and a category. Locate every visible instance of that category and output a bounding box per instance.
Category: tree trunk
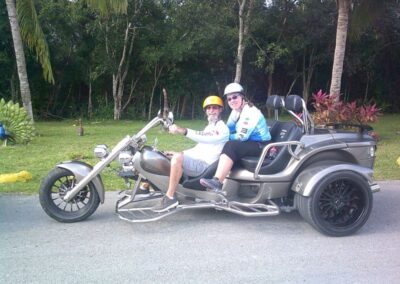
[10,66,18,101]
[329,0,350,97]
[302,48,315,103]
[191,95,196,119]
[88,80,93,119]
[267,72,273,97]
[112,23,132,120]
[122,76,140,112]
[363,72,370,103]
[6,0,34,122]
[112,74,124,120]
[108,1,142,120]
[180,94,187,119]
[234,0,254,83]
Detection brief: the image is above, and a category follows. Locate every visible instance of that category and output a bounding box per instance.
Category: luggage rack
[116,194,280,223]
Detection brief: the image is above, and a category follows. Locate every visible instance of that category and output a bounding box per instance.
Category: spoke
[73,199,80,211]
[322,190,336,199]
[319,196,333,202]
[55,200,64,208]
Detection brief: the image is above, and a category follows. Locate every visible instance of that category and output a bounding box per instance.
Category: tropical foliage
[1,0,400,121]
[311,90,381,126]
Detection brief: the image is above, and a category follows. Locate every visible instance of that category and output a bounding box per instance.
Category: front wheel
[295,171,373,237]
[39,167,100,223]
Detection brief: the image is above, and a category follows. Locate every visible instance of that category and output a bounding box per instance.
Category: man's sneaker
[200,177,223,192]
[152,196,179,212]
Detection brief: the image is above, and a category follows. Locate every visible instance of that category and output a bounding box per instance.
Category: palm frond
[84,0,128,17]
[16,0,54,84]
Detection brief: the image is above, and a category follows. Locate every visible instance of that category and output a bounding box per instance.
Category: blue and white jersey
[227,103,271,142]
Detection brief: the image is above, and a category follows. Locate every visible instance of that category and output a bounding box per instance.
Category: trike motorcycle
[39,91,380,236]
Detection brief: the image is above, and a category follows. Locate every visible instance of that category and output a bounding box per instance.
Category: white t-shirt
[184,120,229,165]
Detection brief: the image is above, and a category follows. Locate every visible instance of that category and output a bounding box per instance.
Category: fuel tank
[140,146,171,176]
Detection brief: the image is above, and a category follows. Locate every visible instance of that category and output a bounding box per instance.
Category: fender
[57,161,105,203]
[291,163,378,197]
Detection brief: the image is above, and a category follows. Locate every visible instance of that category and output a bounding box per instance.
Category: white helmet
[224,83,244,96]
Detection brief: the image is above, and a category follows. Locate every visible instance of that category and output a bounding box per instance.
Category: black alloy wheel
[295,171,373,237]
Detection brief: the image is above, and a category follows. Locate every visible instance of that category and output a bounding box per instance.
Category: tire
[295,171,373,237]
[39,167,100,223]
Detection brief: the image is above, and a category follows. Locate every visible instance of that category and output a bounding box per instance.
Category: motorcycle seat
[240,94,305,175]
[240,120,302,175]
[181,160,219,191]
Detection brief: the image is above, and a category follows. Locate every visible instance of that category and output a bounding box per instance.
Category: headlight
[118,151,133,164]
[94,144,109,159]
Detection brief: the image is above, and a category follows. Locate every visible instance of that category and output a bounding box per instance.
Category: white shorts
[182,151,209,177]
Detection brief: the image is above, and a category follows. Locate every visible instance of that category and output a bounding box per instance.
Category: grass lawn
[0,115,399,194]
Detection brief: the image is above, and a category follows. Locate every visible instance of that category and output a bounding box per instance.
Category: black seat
[240,95,303,175]
[181,160,219,190]
[241,121,302,174]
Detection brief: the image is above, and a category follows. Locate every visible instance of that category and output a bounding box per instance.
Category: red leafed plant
[311,90,381,125]
[311,90,382,140]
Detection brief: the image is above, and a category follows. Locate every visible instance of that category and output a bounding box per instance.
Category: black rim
[50,175,92,212]
[318,179,366,228]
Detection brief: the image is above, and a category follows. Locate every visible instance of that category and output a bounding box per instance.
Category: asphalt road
[1,181,400,284]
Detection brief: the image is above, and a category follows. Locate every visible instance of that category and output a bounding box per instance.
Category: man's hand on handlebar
[168,124,187,136]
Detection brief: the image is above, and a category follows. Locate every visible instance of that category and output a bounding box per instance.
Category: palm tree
[5,0,127,122]
[329,0,350,97]
[329,0,394,97]
[5,0,36,121]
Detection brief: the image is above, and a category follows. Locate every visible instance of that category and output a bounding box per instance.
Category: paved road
[1,181,400,284]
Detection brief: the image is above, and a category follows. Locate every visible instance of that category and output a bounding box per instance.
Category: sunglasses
[206,105,221,110]
[227,95,240,102]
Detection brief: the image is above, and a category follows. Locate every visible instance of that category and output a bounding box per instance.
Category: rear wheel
[39,168,100,223]
[295,171,373,236]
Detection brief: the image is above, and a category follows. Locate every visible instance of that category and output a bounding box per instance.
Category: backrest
[285,94,303,113]
[266,95,284,121]
[258,122,302,175]
[260,95,304,174]
[266,94,285,138]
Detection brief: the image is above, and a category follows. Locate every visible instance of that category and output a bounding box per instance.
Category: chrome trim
[63,117,163,202]
[116,199,280,223]
[254,141,304,179]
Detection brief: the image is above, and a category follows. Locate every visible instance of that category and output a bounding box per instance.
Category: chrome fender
[291,164,379,197]
[57,161,105,203]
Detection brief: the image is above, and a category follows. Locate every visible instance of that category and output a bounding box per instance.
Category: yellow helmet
[203,96,223,109]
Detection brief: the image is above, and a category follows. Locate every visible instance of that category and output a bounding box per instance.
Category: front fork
[63,136,132,202]
[62,116,164,203]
